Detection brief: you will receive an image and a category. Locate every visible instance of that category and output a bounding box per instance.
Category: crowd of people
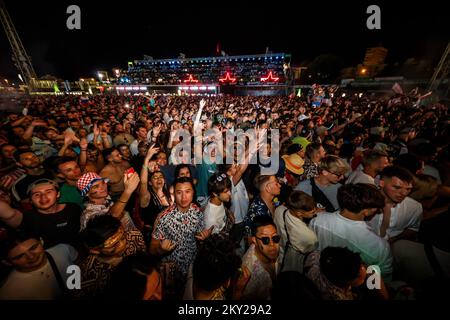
[0,91,449,300]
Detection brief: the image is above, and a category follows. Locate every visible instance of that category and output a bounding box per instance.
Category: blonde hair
[320,155,350,175]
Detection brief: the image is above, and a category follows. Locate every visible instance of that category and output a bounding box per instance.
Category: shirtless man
[100,147,130,200]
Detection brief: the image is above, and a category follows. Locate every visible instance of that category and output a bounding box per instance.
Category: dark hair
[253,174,273,192]
[217,163,233,174]
[208,173,231,196]
[134,124,147,135]
[13,148,34,163]
[305,142,323,160]
[286,190,316,212]
[380,166,414,184]
[174,164,193,179]
[106,252,159,300]
[337,183,385,213]
[97,119,110,127]
[116,143,128,151]
[102,147,118,162]
[173,176,195,191]
[361,150,388,167]
[52,156,77,173]
[87,143,98,152]
[393,154,423,175]
[320,247,362,288]
[0,228,39,260]
[80,215,121,248]
[286,143,303,155]
[193,235,241,292]
[251,215,276,236]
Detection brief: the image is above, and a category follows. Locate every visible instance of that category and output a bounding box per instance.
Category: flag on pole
[392,82,404,95]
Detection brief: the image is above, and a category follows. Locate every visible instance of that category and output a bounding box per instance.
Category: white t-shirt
[0,244,78,300]
[204,201,226,233]
[274,205,318,266]
[346,170,376,186]
[367,197,423,240]
[230,179,249,224]
[310,211,393,279]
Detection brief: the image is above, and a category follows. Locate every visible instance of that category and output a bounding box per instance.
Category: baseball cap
[27,179,59,196]
[77,172,110,197]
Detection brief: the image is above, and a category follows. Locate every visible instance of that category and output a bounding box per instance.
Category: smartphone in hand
[126,168,135,178]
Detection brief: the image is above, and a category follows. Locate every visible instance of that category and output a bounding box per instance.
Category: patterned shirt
[304,251,355,300]
[80,196,136,232]
[0,168,26,190]
[241,244,277,300]
[299,158,320,181]
[152,203,204,277]
[74,229,145,299]
[244,196,273,237]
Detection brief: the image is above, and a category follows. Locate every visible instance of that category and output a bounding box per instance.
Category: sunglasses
[255,235,281,245]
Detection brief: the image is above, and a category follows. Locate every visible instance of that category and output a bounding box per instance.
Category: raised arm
[110,172,140,219]
[139,145,160,208]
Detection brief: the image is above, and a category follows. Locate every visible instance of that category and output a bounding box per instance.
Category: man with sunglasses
[241,215,280,300]
[295,155,349,213]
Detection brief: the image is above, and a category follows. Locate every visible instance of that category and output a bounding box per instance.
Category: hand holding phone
[126,168,135,178]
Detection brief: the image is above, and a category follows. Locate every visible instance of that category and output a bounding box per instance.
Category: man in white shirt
[368,166,423,242]
[203,173,234,236]
[0,229,78,300]
[310,183,393,280]
[346,150,389,186]
[295,155,349,212]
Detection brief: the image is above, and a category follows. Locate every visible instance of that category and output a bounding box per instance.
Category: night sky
[0,0,448,80]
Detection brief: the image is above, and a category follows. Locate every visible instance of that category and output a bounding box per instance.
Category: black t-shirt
[20,203,82,249]
[12,172,53,202]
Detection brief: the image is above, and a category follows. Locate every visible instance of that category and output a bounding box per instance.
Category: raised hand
[93,123,100,136]
[79,138,88,150]
[124,172,140,193]
[152,124,162,137]
[160,238,177,252]
[63,132,74,146]
[195,225,214,241]
[31,120,47,127]
[145,144,160,161]
[199,99,206,109]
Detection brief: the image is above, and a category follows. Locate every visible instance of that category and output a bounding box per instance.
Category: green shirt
[59,183,84,208]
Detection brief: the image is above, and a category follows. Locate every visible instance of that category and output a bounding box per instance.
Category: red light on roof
[183,75,199,83]
[261,71,279,82]
[219,71,237,83]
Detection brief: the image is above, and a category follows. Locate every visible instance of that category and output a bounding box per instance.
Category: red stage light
[261,71,279,82]
[183,75,199,83]
[219,71,237,83]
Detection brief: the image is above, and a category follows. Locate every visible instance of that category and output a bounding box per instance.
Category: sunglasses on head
[255,235,281,245]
